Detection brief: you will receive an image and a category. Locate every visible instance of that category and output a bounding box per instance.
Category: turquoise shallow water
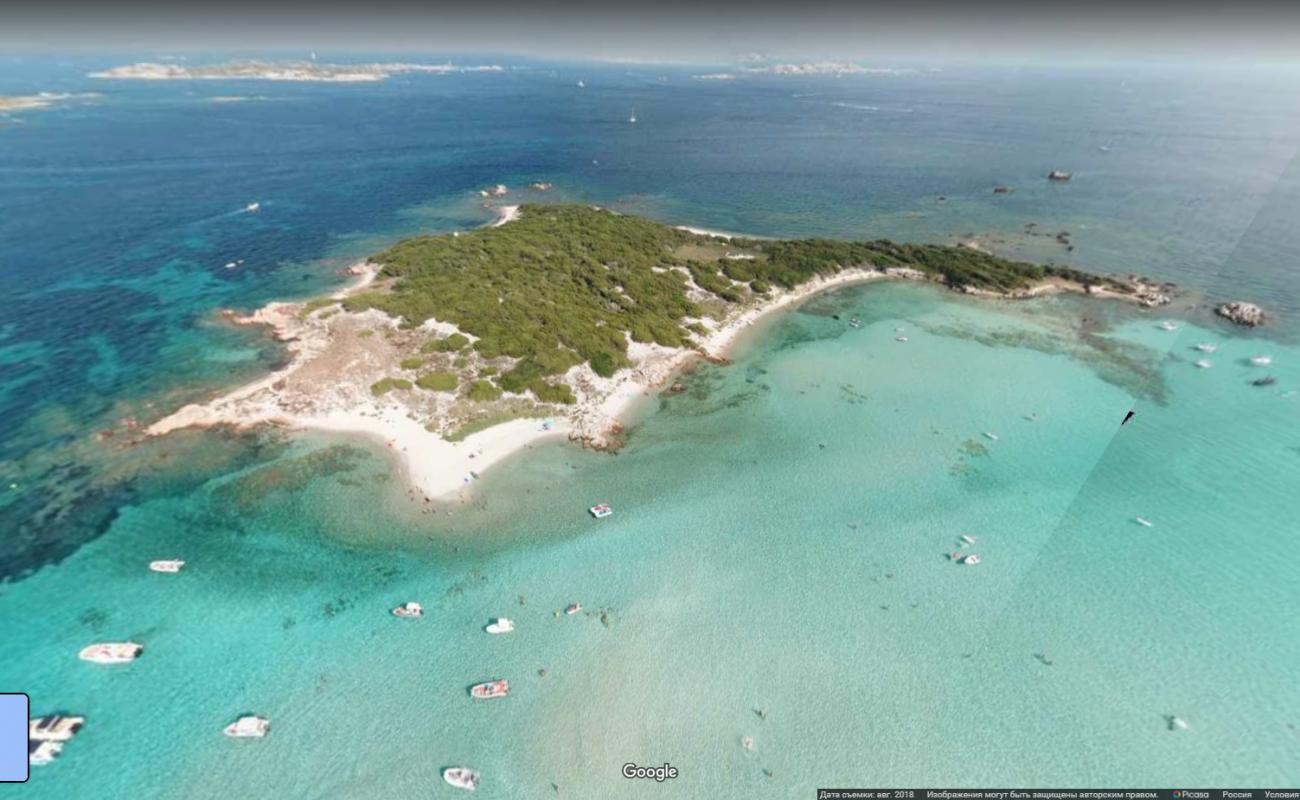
[5,281,1298,796]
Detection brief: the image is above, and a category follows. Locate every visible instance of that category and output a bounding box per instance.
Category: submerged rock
[1216,301,1266,327]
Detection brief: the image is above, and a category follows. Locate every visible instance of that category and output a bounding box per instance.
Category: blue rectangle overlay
[0,693,29,782]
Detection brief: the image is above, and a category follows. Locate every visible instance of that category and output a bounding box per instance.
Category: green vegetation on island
[343,204,1123,400]
[415,372,459,392]
[370,377,413,396]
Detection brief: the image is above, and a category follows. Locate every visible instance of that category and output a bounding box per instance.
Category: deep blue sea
[1,54,1298,796]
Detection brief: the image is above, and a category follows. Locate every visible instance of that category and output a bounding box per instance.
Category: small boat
[1158,321,1179,331]
[564,602,582,615]
[741,735,754,750]
[576,80,585,88]
[589,503,613,519]
[30,715,85,743]
[224,261,238,269]
[223,715,269,738]
[149,559,185,573]
[443,767,481,791]
[1252,375,1278,387]
[29,740,64,766]
[1194,359,1213,369]
[1194,343,1217,353]
[78,642,142,664]
[628,109,637,124]
[848,317,862,329]
[244,202,261,213]
[1135,516,1154,527]
[982,431,999,441]
[963,554,982,566]
[392,601,423,618]
[895,336,908,342]
[959,534,977,545]
[1249,355,1273,366]
[485,618,515,634]
[1047,170,1072,181]
[469,679,509,699]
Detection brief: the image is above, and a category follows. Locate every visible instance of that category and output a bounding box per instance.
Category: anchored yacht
[469,679,509,699]
[149,559,185,573]
[78,642,142,664]
[392,602,423,618]
[443,767,481,791]
[485,618,514,634]
[223,715,269,738]
[30,715,84,743]
[589,503,613,519]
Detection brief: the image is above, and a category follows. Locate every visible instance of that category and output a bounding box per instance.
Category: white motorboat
[29,740,64,766]
[244,202,261,213]
[895,336,908,342]
[564,602,582,615]
[392,602,423,618]
[78,642,142,664]
[628,109,638,124]
[469,679,509,699]
[589,503,613,519]
[963,554,982,566]
[959,534,977,545]
[30,715,85,743]
[577,80,585,88]
[1194,343,1217,353]
[443,767,481,791]
[1159,321,1179,331]
[1194,359,1213,369]
[485,618,515,634]
[149,559,185,573]
[223,715,269,738]
[982,431,999,441]
[848,316,862,329]
[1135,516,1154,527]
[1249,355,1273,366]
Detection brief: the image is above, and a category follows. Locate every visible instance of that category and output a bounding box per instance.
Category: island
[147,204,1167,501]
[89,61,504,83]
[0,92,98,113]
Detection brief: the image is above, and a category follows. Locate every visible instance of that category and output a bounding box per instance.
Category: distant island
[148,204,1169,501]
[0,92,99,113]
[89,61,505,83]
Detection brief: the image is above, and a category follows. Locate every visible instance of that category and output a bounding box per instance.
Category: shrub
[467,380,503,402]
[532,381,576,405]
[370,378,413,395]
[399,357,425,370]
[415,372,458,391]
[422,332,470,353]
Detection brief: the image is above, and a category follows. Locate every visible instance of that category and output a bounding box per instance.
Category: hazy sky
[5,1,1300,64]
